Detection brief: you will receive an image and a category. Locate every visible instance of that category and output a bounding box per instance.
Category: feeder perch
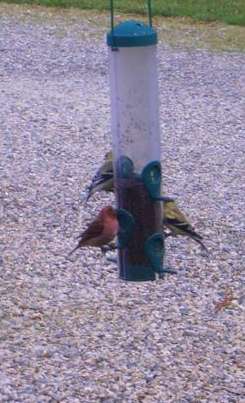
[107,1,174,281]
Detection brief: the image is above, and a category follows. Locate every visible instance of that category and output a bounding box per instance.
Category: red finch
[69,206,119,256]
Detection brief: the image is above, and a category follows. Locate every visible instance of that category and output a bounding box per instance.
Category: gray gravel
[0,5,244,403]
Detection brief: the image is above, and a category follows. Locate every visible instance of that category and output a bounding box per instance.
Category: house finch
[85,151,114,202]
[162,197,208,252]
[69,206,119,256]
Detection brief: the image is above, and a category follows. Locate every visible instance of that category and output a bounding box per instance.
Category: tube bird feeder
[107,1,174,281]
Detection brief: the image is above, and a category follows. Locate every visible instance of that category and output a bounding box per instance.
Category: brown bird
[69,206,119,256]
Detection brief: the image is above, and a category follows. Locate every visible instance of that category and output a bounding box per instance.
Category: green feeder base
[119,264,156,282]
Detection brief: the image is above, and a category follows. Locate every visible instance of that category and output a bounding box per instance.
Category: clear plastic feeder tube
[108,21,163,281]
[110,46,161,172]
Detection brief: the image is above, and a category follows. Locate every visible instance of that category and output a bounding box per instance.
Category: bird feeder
[107,1,175,281]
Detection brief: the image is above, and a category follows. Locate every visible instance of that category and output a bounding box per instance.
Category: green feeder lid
[107,20,157,48]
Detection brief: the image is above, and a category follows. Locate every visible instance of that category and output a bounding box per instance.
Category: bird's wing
[85,171,113,202]
[168,203,189,223]
[102,177,114,192]
[164,202,195,230]
[164,217,203,241]
[92,171,113,187]
[78,219,104,243]
[91,160,113,185]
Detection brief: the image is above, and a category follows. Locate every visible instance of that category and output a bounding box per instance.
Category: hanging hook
[110,0,114,32]
[110,1,153,30]
[147,0,153,27]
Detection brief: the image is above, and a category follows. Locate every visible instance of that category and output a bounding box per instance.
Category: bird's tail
[193,236,209,254]
[184,227,209,254]
[80,187,92,205]
[67,244,80,257]
[84,192,91,204]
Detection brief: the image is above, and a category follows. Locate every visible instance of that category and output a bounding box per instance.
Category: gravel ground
[0,5,244,403]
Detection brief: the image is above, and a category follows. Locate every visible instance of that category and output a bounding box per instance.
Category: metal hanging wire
[109,0,153,31]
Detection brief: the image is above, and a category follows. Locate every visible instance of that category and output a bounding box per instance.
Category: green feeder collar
[141,160,162,199]
[117,208,135,249]
[144,233,164,274]
[107,20,157,48]
[144,233,177,276]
